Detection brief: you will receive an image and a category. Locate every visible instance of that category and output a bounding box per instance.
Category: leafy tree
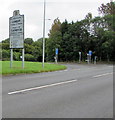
[32,38,43,61]
[48,17,61,36]
[60,20,91,61]
[13,52,21,61]
[98,1,115,15]
[2,43,9,50]
[1,38,10,50]
[85,12,92,21]
[46,18,62,61]
[2,38,10,43]
[24,44,34,54]
[24,38,34,44]
[103,14,115,32]
[2,50,10,61]
[60,20,70,61]
[25,54,35,61]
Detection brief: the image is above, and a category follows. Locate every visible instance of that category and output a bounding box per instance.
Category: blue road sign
[89,50,92,56]
[56,48,58,55]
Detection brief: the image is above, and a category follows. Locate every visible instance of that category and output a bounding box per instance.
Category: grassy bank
[1,61,67,75]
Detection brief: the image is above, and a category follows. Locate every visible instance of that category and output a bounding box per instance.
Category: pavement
[2,63,113,118]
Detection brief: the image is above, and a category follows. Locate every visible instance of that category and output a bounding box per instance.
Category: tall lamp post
[42,0,46,68]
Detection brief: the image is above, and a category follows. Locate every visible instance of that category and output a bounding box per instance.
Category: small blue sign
[56,48,58,55]
[89,50,92,56]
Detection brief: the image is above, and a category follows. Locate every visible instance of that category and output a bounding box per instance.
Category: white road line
[108,66,113,67]
[71,69,81,71]
[59,70,68,72]
[93,72,113,78]
[8,79,77,95]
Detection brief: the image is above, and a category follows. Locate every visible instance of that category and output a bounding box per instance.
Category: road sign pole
[55,55,57,64]
[79,54,80,63]
[87,54,89,64]
[94,56,97,64]
[10,49,13,68]
[79,52,81,63]
[22,48,24,68]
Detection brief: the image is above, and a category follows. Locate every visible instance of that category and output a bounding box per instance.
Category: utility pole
[42,0,46,68]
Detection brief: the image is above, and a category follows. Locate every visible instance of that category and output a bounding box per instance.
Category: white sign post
[79,52,81,63]
[87,54,90,64]
[9,10,24,68]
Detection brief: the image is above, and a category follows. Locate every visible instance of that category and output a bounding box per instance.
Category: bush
[2,49,10,60]
[25,54,35,61]
[13,52,21,61]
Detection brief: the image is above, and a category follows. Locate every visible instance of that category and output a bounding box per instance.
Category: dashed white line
[93,72,113,78]
[8,79,77,95]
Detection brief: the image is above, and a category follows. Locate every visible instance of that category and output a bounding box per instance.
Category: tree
[98,1,115,15]
[25,54,35,61]
[2,50,10,60]
[46,18,62,61]
[48,17,61,36]
[103,14,115,32]
[60,19,91,61]
[60,20,70,61]
[85,12,92,20]
[32,38,43,61]
[24,44,35,54]
[2,38,10,43]
[24,38,34,44]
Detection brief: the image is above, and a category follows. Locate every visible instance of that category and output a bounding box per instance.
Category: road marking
[93,72,113,78]
[8,79,77,95]
[71,69,81,71]
[59,70,68,72]
[108,66,113,68]
[63,70,68,72]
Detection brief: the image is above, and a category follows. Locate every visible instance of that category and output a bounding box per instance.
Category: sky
[0,0,110,41]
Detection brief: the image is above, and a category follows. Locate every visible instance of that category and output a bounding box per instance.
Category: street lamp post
[42,0,46,68]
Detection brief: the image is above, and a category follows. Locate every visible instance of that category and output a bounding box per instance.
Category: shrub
[13,52,21,61]
[2,50,10,60]
[25,54,35,61]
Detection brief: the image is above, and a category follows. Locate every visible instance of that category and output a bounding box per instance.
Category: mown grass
[1,61,67,75]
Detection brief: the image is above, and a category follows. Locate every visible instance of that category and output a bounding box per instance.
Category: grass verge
[1,61,67,75]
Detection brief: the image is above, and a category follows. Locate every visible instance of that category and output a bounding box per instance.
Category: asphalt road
[2,63,113,118]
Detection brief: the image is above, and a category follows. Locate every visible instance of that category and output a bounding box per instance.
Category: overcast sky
[0,0,110,41]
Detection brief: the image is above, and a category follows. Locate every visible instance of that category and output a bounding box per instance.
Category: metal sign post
[9,10,24,68]
[87,54,89,64]
[94,56,97,64]
[22,48,25,68]
[79,52,81,63]
[10,49,13,68]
